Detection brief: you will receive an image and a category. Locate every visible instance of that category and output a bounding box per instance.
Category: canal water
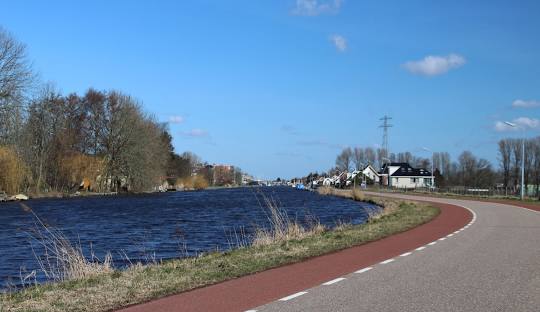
[0,186,379,289]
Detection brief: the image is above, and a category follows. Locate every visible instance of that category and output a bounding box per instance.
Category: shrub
[0,145,28,194]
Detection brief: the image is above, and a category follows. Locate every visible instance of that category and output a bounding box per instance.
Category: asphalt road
[252,193,540,312]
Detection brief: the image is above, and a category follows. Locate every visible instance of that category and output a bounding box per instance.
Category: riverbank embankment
[1,189,439,312]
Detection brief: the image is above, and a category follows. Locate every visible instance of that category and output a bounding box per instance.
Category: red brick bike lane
[117,201,472,312]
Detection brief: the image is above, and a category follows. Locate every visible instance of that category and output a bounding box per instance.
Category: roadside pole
[521,138,525,200]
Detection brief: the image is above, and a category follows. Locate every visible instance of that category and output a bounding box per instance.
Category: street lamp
[504,121,525,200]
[422,147,435,190]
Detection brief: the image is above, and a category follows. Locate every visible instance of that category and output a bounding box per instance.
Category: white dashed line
[254,200,480,310]
[355,267,373,274]
[322,277,346,286]
[279,292,308,301]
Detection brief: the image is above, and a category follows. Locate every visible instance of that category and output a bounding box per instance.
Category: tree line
[0,26,239,195]
[329,139,540,196]
[498,137,540,195]
[330,146,499,189]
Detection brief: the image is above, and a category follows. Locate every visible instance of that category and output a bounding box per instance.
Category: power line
[379,115,393,161]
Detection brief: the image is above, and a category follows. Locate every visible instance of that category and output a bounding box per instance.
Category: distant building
[379,162,433,189]
[362,165,381,183]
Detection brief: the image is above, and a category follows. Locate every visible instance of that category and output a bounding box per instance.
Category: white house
[362,165,381,183]
[379,163,433,189]
[323,177,334,186]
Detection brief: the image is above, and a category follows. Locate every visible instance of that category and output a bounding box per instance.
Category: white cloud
[494,117,540,132]
[402,54,466,76]
[291,0,342,16]
[512,99,540,108]
[168,115,185,124]
[182,128,209,137]
[330,35,347,52]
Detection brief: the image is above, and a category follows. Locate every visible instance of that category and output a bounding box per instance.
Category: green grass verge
[1,198,439,312]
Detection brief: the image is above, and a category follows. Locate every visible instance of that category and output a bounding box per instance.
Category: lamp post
[422,147,435,190]
[504,121,525,200]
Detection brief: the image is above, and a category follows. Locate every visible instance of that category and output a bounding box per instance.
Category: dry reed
[21,203,113,283]
[252,193,326,246]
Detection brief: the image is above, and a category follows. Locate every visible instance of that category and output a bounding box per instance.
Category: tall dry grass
[317,186,366,201]
[252,193,326,246]
[316,186,400,221]
[21,203,113,284]
[176,175,209,190]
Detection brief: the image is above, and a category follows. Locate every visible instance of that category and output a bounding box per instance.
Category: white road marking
[279,292,308,301]
[516,207,540,214]
[322,277,346,285]
[355,267,373,274]
[263,196,483,310]
[245,310,257,312]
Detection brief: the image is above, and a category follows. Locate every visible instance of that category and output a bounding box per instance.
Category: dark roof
[380,162,431,177]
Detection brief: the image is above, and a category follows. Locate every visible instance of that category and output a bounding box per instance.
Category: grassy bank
[1,190,439,312]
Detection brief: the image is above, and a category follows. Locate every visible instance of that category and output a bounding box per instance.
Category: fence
[366,185,539,200]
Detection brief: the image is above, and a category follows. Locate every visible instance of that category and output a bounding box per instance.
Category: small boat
[8,194,29,201]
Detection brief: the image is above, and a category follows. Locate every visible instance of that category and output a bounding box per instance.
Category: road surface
[251,193,540,312]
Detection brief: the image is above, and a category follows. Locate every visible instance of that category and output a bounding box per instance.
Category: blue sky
[2,0,540,179]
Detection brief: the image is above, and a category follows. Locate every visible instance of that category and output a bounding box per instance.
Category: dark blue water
[0,187,379,289]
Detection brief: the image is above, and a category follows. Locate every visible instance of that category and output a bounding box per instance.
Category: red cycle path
[117,202,471,312]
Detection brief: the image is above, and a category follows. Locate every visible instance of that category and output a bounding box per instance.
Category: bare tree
[365,147,376,166]
[336,147,352,172]
[397,152,413,163]
[0,28,35,145]
[531,138,540,197]
[524,139,534,191]
[476,158,494,187]
[0,27,34,100]
[458,151,477,186]
[510,139,522,190]
[352,147,365,170]
[24,84,63,192]
[440,152,451,176]
[498,139,512,188]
